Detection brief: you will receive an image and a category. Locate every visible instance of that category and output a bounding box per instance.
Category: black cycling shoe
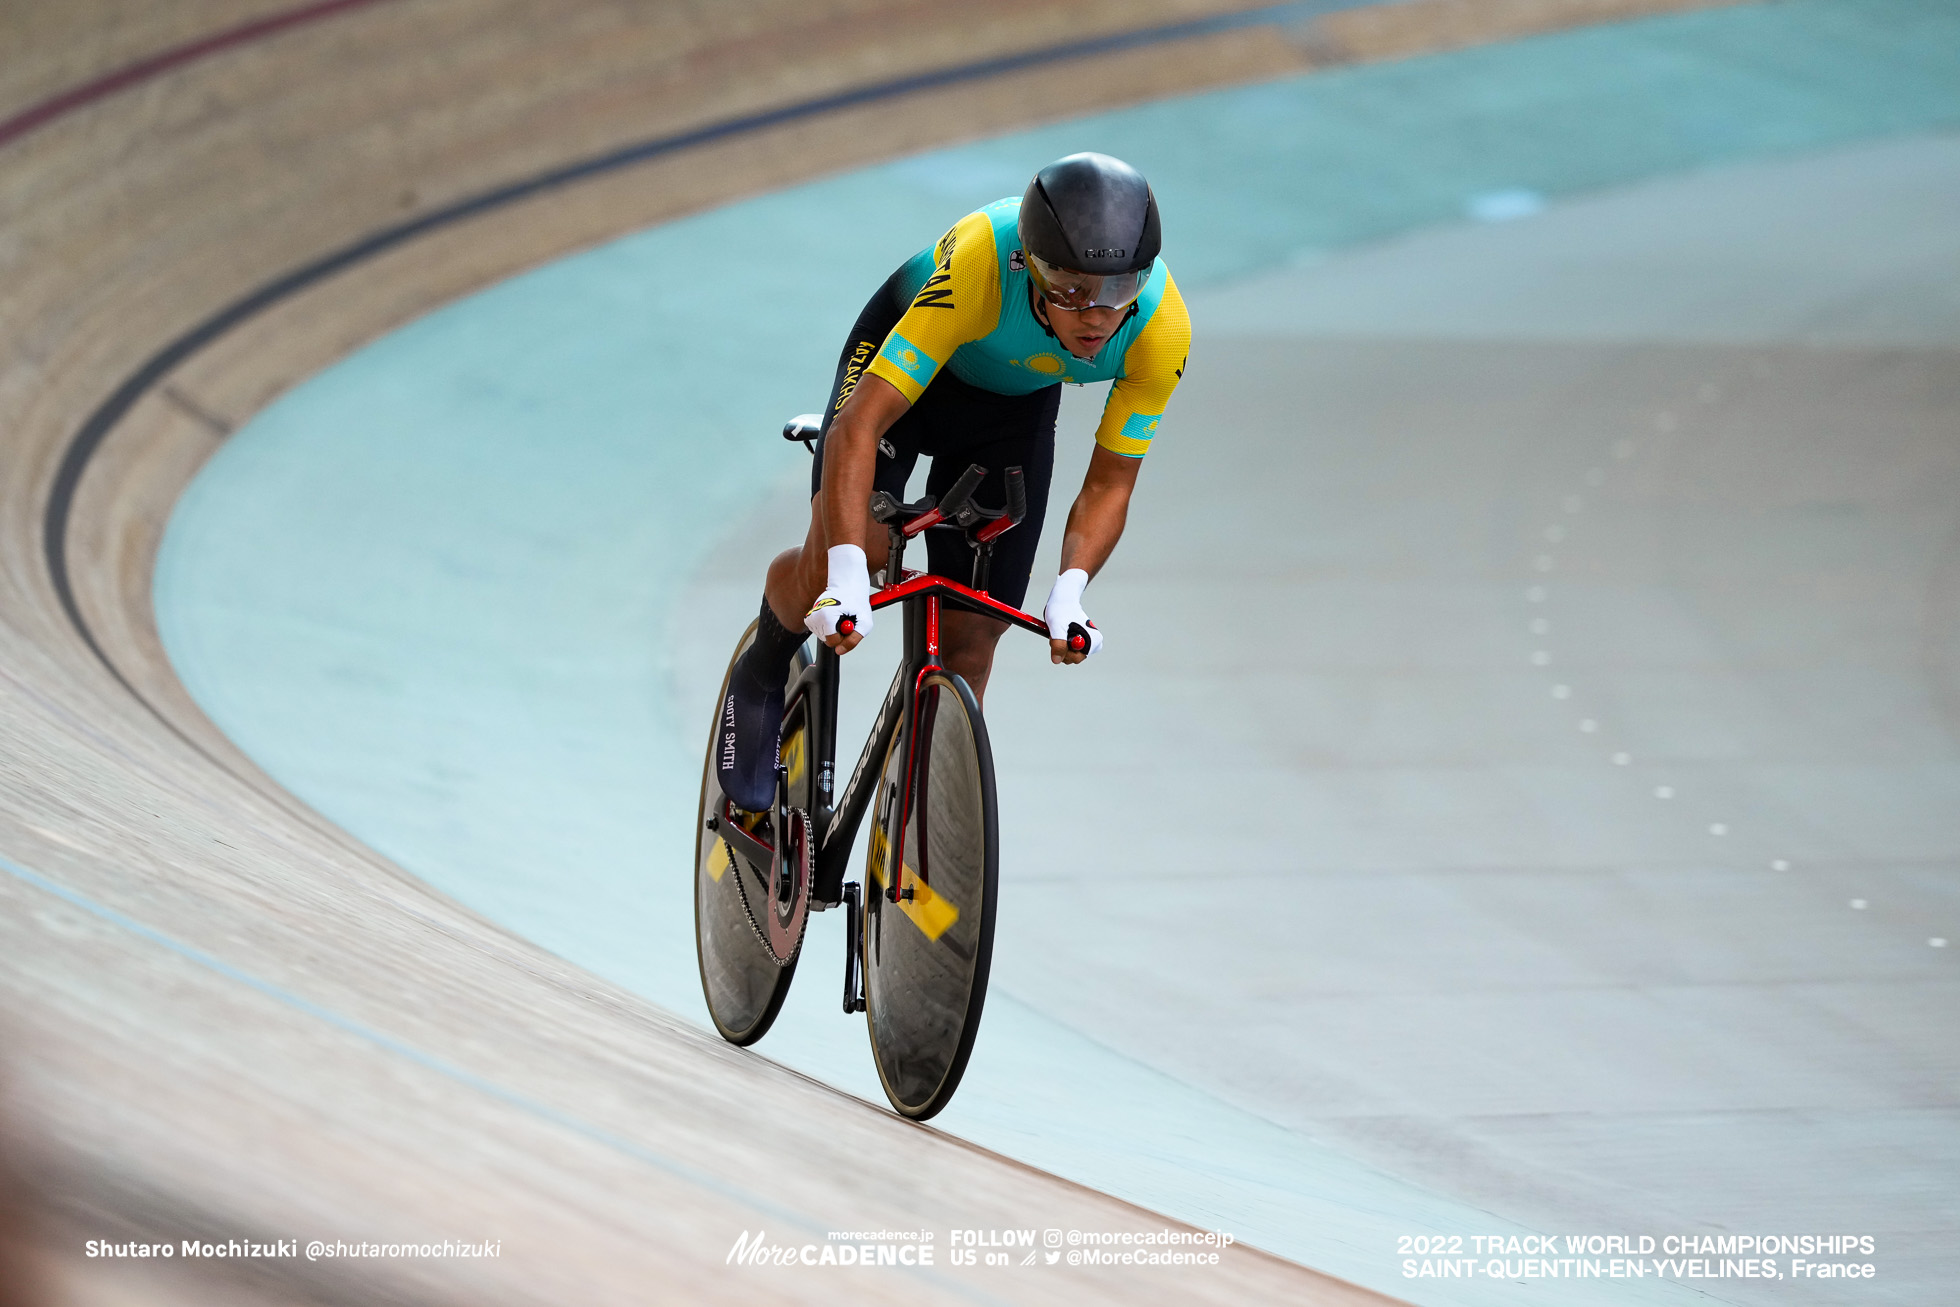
[718,669,783,813]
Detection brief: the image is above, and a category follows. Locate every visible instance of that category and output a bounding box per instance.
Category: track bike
[693,415,1088,1119]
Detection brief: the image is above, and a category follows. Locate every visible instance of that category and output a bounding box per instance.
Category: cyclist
[719,151,1191,811]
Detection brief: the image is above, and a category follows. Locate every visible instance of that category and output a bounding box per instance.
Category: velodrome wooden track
[0,1,1733,1301]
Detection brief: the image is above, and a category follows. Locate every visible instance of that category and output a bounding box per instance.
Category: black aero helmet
[1018,152,1160,311]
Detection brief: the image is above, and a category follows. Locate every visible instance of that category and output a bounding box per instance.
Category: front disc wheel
[862,672,999,1119]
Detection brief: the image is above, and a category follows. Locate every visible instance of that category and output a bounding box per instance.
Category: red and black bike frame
[801,569,1046,911]
[753,451,1049,1011]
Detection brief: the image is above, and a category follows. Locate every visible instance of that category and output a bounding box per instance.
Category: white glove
[804,544,875,641]
[1042,568,1103,658]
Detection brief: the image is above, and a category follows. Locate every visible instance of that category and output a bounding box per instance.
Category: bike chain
[724,809,810,968]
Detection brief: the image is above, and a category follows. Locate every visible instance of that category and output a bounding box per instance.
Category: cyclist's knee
[776,501,892,618]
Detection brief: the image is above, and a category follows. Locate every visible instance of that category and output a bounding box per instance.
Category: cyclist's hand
[805,543,874,652]
[1042,568,1103,665]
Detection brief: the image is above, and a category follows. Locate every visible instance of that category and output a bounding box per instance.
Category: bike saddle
[782,413,822,452]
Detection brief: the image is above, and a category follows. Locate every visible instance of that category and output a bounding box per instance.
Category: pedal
[841,882,865,1014]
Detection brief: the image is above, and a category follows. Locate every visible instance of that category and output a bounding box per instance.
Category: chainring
[726,806,812,967]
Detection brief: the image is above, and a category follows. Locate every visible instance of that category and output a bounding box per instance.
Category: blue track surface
[157,3,1960,1300]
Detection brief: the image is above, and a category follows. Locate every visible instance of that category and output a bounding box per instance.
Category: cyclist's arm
[1058,444,1142,581]
[1069,270,1190,573]
[1044,446,1137,664]
[813,211,1000,650]
[1048,273,1190,662]
[819,373,909,555]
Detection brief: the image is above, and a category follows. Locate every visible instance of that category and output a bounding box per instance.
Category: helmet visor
[1027,254,1150,312]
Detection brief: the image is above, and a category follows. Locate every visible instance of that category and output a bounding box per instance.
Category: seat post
[969,539,993,594]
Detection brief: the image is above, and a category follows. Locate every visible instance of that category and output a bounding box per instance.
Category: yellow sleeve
[1094,271,1191,457]
[865,210,1001,402]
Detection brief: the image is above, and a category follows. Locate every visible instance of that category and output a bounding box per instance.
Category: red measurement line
[0,0,399,151]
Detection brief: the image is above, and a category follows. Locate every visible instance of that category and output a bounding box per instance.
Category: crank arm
[715,803,776,875]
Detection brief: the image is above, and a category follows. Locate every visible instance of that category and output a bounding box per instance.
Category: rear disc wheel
[694,622,805,1044]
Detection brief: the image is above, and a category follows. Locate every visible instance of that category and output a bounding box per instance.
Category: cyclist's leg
[919,382,1060,703]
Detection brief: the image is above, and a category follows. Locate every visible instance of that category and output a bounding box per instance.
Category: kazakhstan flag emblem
[879,332,940,387]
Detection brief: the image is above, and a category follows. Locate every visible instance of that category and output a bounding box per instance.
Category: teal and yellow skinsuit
[809,195,1192,609]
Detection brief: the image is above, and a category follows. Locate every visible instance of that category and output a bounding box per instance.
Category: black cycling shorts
[811,266,1058,613]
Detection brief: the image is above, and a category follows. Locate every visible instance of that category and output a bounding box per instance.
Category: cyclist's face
[1037,300,1123,360]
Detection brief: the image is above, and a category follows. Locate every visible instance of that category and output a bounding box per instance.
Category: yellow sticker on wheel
[706,837,731,883]
[868,825,960,941]
[899,872,959,941]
